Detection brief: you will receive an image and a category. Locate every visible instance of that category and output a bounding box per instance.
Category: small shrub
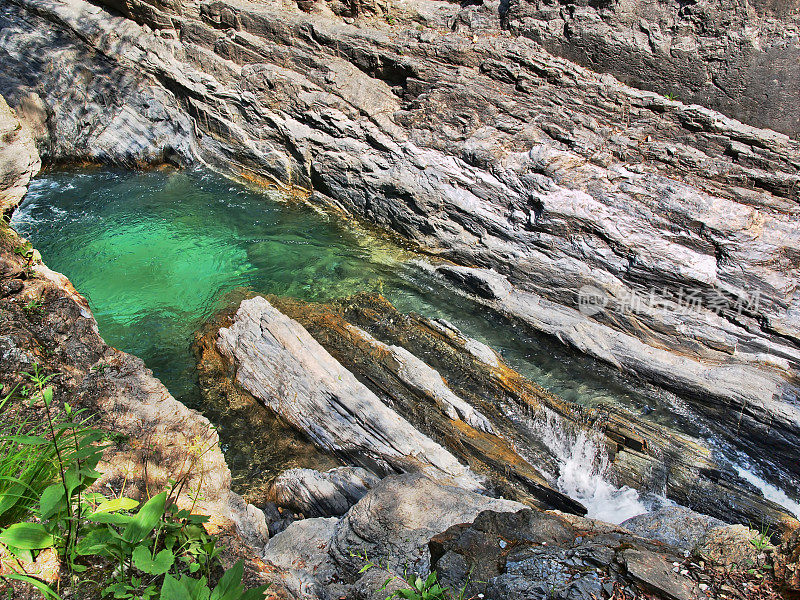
[22,298,43,316]
[750,524,772,552]
[354,550,474,600]
[13,242,35,262]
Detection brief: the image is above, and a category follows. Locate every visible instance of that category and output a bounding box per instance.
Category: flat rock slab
[216,296,483,490]
[621,549,698,600]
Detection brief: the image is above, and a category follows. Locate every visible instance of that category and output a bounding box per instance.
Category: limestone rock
[267,293,796,530]
[504,0,800,136]
[353,326,495,434]
[0,95,39,212]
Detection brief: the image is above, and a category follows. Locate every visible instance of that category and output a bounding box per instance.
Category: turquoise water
[13,168,666,417]
[13,167,800,514]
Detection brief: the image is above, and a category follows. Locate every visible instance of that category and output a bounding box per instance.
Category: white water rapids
[530,409,647,524]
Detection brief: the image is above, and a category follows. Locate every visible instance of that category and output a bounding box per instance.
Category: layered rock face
[0,95,39,211]
[504,0,800,137]
[1,0,799,495]
[205,293,798,532]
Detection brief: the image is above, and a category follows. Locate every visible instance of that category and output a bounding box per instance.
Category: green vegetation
[23,298,43,316]
[0,365,269,600]
[750,524,772,552]
[13,241,35,262]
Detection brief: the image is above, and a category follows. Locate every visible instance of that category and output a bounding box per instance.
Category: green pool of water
[14,167,800,513]
[14,168,668,417]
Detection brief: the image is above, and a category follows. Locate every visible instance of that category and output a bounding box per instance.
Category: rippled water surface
[13,168,798,520]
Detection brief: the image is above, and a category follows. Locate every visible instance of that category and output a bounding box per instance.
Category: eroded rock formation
[202,292,798,532]
[1,0,798,489]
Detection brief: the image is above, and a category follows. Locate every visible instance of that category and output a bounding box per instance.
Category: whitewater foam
[734,464,800,519]
[534,409,646,524]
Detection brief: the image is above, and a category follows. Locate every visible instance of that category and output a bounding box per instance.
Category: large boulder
[328,472,525,577]
[621,506,725,550]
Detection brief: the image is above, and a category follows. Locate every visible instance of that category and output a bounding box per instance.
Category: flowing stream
[12,167,799,523]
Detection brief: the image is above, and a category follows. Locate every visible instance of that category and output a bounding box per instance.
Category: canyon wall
[504,0,800,137]
[0,0,798,484]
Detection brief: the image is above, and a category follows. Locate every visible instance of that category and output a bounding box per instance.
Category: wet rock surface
[1,0,799,492]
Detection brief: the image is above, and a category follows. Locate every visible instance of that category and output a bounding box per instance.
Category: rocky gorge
[1,0,800,598]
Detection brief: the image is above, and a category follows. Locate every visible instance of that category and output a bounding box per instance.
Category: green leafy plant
[13,242,35,263]
[0,385,60,529]
[389,572,450,600]
[0,366,270,600]
[750,524,772,552]
[353,550,473,600]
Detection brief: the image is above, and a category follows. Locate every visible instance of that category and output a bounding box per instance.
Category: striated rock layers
[206,293,798,531]
[503,0,800,137]
[1,0,798,487]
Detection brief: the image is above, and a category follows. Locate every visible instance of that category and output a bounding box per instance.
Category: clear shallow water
[12,168,799,521]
